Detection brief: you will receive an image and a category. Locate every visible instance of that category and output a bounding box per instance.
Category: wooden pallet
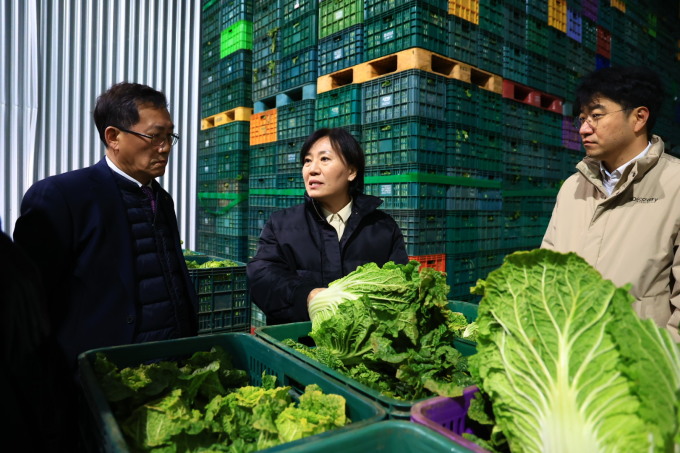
[201,106,253,130]
[317,47,503,94]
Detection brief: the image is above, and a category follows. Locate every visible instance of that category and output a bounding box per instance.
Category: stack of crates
[248,0,318,260]
[200,0,680,308]
[198,0,254,263]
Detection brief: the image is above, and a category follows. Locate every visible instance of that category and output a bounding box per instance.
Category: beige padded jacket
[542,135,680,341]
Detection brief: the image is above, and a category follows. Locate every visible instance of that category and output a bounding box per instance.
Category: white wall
[0,0,200,250]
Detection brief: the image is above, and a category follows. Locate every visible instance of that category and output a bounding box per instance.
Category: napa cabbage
[469,249,680,453]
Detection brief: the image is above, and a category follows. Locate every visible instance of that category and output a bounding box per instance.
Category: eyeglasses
[573,108,631,130]
[117,126,179,147]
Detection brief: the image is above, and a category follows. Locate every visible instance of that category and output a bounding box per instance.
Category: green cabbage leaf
[469,249,680,453]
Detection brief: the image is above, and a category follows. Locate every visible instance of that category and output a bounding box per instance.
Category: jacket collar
[577,135,665,195]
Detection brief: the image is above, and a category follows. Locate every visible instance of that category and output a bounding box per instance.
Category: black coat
[247,193,409,324]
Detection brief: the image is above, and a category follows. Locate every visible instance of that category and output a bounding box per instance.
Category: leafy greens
[287,261,475,401]
[94,347,349,452]
[468,249,680,453]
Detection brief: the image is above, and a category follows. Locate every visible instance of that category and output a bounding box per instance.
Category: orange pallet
[317,47,502,95]
[502,79,563,113]
[249,108,277,145]
[410,254,446,273]
[201,106,252,130]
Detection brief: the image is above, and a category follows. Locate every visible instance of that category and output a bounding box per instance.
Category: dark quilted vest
[113,175,194,342]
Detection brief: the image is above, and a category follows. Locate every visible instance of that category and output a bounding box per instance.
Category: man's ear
[104,126,120,150]
[632,106,650,133]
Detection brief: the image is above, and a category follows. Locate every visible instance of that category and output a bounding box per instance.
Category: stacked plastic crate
[197,0,254,263]
[248,0,318,260]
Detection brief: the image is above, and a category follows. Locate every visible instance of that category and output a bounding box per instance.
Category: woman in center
[247,127,409,325]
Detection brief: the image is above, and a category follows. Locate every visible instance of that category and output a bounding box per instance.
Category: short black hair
[93,82,168,145]
[299,128,365,196]
[575,66,664,139]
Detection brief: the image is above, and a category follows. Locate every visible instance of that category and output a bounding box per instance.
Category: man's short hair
[575,66,664,138]
[93,82,168,145]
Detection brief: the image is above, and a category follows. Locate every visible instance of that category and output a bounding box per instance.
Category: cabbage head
[469,249,680,453]
[307,261,423,331]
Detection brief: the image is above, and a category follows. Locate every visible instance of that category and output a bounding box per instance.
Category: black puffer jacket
[247,193,409,324]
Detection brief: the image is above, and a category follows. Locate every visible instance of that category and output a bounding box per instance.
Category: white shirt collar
[105,155,153,188]
[321,199,353,241]
[599,142,651,195]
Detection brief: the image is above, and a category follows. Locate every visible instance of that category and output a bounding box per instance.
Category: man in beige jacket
[542,66,680,341]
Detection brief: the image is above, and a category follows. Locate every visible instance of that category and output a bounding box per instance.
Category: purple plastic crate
[562,117,581,151]
[582,0,598,22]
[410,386,488,453]
[567,9,582,43]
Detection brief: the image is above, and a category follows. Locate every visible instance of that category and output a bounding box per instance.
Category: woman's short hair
[299,128,365,196]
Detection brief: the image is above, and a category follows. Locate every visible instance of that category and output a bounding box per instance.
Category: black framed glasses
[573,108,631,130]
[117,126,179,147]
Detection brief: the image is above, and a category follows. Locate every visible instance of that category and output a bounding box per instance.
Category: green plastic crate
[185,254,250,334]
[255,320,476,419]
[315,84,362,128]
[273,420,477,452]
[363,0,448,60]
[318,0,363,39]
[220,20,253,58]
[196,233,249,264]
[317,24,364,75]
[78,333,387,453]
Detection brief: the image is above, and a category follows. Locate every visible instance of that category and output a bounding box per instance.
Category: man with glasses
[542,66,680,341]
[12,82,199,445]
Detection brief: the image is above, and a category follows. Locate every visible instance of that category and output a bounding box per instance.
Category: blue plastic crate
[362,69,448,123]
[386,209,448,255]
[317,24,364,76]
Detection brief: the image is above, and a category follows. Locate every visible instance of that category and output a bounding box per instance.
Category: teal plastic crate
[315,84,362,128]
[474,29,503,75]
[280,47,318,91]
[364,178,449,210]
[255,320,476,419]
[277,99,316,140]
[185,254,251,334]
[273,420,478,452]
[280,11,318,57]
[362,69,448,123]
[361,117,449,170]
[449,14,478,66]
[364,0,448,20]
[78,333,387,453]
[317,24,364,76]
[276,137,305,173]
[250,143,279,176]
[386,209,448,256]
[363,0,448,60]
[446,211,502,254]
[283,0,318,23]
[196,233,249,263]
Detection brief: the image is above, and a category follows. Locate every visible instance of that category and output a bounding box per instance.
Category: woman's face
[302,136,356,212]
